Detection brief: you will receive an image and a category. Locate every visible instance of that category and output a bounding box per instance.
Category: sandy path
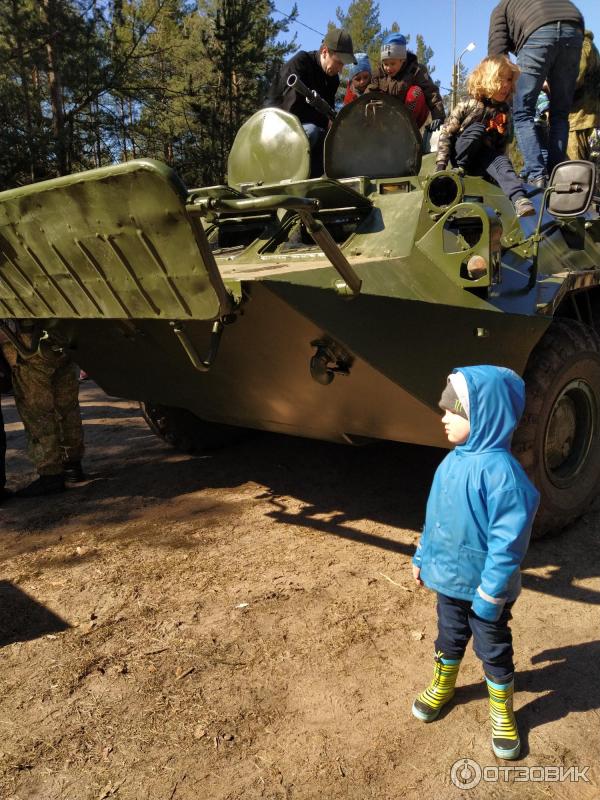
[1,385,598,799]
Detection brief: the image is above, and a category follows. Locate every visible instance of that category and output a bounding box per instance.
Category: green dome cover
[228,108,311,189]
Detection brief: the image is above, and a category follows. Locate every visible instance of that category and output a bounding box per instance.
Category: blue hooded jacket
[413,365,540,622]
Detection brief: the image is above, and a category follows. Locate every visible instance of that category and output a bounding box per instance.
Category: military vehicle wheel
[140,402,245,454]
[513,318,600,538]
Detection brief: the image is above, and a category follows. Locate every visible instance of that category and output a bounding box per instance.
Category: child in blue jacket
[411,365,539,760]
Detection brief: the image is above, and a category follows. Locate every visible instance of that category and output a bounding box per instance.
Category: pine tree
[195,0,296,184]
[0,0,117,185]
[335,0,380,54]
[0,3,41,183]
[0,0,297,188]
[415,34,435,75]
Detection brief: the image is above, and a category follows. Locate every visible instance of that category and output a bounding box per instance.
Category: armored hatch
[0,159,232,322]
[324,92,422,179]
[227,91,422,189]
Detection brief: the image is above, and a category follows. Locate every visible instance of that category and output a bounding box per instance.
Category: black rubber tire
[140,402,246,454]
[513,318,600,538]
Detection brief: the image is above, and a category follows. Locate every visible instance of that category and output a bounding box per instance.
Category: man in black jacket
[266,28,356,175]
[488,0,584,187]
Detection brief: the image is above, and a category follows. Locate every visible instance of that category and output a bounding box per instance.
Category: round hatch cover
[325,92,422,179]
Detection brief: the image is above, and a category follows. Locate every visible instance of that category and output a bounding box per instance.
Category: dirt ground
[1,383,599,800]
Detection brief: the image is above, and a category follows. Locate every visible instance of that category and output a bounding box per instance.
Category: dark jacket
[265,50,338,129]
[436,97,513,169]
[488,0,584,56]
[366,52,445,121]
[413,366,539,622]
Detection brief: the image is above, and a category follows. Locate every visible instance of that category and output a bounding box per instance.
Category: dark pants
[302,123,326,177]
[434,593,515,684]
[0,397,6,490]
[520,121,548,180]
[514,21,583,180]
[455,126,524,203]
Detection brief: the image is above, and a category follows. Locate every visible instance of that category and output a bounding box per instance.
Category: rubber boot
[486,676,520,760]
[16,474,66,498]
[412,652,462,722]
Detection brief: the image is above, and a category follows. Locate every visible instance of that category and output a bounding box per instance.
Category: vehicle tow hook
[171,320,224,373]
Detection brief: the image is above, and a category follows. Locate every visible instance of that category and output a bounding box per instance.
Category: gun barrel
[286,74,336,121]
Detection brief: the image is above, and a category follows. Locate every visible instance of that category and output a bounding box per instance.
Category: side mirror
[547,160,595,218]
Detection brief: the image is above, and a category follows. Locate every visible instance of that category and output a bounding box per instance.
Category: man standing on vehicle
[488,0,584,188]
[265,28,356,175]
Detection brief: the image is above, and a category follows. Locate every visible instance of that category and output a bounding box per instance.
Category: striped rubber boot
[486,677,520,760]
[412,652,461,722]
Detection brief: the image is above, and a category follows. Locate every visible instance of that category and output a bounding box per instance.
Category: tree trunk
[129,100,137,159]
[120,97,128,161]
[94,100,102,168]
[10,0,36,181]
[42,0,67,175]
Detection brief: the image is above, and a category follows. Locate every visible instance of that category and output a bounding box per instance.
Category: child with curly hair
[436,55,535,217]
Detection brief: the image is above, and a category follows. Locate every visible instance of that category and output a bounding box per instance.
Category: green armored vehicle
[1,92,599,536]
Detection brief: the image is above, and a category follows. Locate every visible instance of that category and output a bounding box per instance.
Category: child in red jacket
[367,33,445,129]
[343,53,372,105]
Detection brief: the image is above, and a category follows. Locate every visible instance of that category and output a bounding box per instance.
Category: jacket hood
[453,365,525,453]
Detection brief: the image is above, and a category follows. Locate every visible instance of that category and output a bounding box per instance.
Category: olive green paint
[1,102,600,452]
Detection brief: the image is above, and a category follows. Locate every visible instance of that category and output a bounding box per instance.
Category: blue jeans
[302,123,326,177]
[519,122,548,180]
[435,593,515,683]
[514,22,583,180]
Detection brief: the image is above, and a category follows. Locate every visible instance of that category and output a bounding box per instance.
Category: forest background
[0,0,445,190]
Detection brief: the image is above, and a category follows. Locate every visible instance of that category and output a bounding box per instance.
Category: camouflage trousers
[2,343,84,476]
[567,128,595,161]
[0,397,6,487]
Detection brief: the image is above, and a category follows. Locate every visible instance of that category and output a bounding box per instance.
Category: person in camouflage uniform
[0,345,12,502]
[590,127,600,204]
[567,30,600,161]
[1,324,85,497]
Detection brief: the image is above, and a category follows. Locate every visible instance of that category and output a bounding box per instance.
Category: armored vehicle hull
[1,95,600,536]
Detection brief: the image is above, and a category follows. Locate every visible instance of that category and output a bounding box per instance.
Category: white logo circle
[450,758,482,789]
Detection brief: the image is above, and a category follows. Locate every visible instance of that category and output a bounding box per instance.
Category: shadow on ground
[2,386,600,608]
[453,639,600,760]
[0,580,70,647]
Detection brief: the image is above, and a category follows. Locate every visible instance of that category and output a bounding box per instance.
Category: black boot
[528,175,547,189]
[0,486,14,503]
[16,474,65,498]
[63,461,86,483]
